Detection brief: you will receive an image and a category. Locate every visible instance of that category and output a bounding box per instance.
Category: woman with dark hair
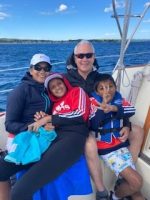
[0,53,52,200]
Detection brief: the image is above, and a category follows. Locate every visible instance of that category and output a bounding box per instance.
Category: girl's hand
[34,111,48,121]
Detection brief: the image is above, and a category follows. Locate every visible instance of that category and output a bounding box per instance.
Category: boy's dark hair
[94,73,116,92]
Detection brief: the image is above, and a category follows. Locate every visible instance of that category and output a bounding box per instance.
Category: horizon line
[0,38,150,42]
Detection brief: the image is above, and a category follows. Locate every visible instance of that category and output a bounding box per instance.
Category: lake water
[0,41,150,111]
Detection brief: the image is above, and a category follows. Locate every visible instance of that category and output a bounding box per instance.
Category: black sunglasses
[34,64,52,72]
[75,53,94,59]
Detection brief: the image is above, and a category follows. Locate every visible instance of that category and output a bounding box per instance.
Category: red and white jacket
[47,75,90,137]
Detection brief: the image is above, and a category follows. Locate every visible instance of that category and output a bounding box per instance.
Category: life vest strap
[97,127,121,135]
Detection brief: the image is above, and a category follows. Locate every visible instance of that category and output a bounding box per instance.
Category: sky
[0,0,150,40]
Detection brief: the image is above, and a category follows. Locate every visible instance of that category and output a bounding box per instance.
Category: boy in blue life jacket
[90,74,144,200]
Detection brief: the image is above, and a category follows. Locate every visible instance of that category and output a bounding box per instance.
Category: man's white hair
[74,40,95,54]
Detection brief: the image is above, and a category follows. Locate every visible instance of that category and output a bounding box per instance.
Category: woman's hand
[28,122,41,132]
[44,123,55,131]
[28,115,52,132]
[34,111,48,121]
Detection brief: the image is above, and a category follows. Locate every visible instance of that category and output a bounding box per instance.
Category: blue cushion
[17,155,92,200]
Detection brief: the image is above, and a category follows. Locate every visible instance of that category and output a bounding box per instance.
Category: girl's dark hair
[66,52,100,70]
[94,73,116,92]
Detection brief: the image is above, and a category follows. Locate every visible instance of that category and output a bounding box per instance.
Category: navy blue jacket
[65,69,102,96]
[90,91,135,154]
[5,72,51,135]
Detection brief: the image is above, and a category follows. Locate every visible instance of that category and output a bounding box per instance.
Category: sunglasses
[75,53,94,59]
[34,64,52,72]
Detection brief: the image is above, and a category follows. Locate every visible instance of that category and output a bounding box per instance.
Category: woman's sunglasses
[34,64,52,72]
[75,53,94,59]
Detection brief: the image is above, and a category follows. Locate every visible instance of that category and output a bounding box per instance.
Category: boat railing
[0,53,118,94]
[111,0,150,91]
[1,51,150,73]
[0,51,150,94]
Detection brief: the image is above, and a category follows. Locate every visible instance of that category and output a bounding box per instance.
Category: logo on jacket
[53,101,70,114]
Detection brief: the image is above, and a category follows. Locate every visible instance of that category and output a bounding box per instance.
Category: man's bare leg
[0,181,10,200]
[128,124,144,163]
[129,124,145,200]
[85,134,105,191]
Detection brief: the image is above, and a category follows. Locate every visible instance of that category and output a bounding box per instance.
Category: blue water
[0,41,150,111]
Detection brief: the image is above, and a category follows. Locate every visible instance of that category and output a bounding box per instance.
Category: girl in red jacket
[29,73,90,135]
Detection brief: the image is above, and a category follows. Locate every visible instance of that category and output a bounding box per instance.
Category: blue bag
[5,127,57,164]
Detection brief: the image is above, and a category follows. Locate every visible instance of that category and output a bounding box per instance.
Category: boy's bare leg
[115,167,143,199]
[128,124,144,163]
[0,181,10,200]
[85,134,105,192]
[131,192,145,200]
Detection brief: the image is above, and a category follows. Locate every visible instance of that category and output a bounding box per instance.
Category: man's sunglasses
[34,64,52,72]
[75,53,94,59]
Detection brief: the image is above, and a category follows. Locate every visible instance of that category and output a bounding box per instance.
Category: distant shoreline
[0,38,119,44]
[0,38,149,44]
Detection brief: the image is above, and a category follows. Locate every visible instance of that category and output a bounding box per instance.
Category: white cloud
[104,0,125,13]
[143,19,150,23]
[40,4,69,16]
[0,12,9,20]
[56,4,68,13]
[104,4,113,12]
[144,2,150,7]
